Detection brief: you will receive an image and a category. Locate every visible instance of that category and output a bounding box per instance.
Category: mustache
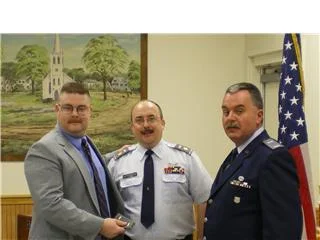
[225,122,239,129]
[141,128,154,134]
[68,119,82,123]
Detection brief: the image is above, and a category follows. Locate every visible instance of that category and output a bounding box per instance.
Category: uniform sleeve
[104,151,117,165]
[107,158,117,179]
[259,149,302,239]
[188,152,213,203]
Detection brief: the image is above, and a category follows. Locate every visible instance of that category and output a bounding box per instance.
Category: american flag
[278,33,316,239]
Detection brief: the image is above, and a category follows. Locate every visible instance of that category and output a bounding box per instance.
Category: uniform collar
[136,139,165,161]
[237,127,264,154]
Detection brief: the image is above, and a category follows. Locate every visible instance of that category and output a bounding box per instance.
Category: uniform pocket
[120,176,143,188]
[162,174,188,203]
[119,176,143,204]
[162,174,186,183]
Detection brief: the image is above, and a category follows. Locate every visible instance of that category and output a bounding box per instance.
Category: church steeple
[42,33,73,101]
[53,33,62,53]
[50,34,64,92]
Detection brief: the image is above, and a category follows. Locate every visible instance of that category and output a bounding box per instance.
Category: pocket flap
[162,174,186,183]
[120,176,143,188]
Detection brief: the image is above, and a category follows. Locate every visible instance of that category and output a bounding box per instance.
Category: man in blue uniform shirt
[203,82,302,240]
[108,100,212,240]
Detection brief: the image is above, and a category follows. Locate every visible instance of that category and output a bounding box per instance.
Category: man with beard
[24,82,127,240]
[203,82,302,239]
[108,100,212,240]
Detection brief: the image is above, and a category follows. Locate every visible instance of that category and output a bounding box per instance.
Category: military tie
[141,149,155,228]
[81,138,110,218]
[224,148,238,171]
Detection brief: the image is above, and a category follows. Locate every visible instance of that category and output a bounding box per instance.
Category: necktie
[141,149,155,228]
[81,138,110,218]
[224,148,238,171]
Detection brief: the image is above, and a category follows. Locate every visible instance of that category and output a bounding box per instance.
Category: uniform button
[204,217,208,223]
[208,199,213,204]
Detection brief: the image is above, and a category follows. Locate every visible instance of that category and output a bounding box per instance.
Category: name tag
[122,172,138,179]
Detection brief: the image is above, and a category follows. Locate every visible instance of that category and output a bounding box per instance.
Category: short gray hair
[225,82,263,109]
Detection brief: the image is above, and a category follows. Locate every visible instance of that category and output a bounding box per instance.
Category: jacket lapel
[211,130,270,196]
[55,129,100,213]
[211,151,245,195]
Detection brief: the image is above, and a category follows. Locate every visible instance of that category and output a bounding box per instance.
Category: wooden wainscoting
[1,195,33,240]
[1,195,319,239]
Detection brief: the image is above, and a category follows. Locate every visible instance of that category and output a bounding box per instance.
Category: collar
[58,124,84,151]
[136,139,165,161]
[237,127,264,154]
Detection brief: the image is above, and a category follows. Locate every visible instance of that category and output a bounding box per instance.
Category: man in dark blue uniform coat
[203,82,302,240]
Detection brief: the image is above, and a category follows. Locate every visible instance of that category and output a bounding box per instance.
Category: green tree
[64,67,87,84]
[15,45,49,95]
[82,35,129,100]
[127,60,140,92]
[1,62,18,92]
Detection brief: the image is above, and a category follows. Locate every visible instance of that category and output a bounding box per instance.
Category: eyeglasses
[133,116,158,125]
[58,104,90,115]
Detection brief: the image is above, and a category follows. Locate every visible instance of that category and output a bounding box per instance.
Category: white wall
[1,162,29,194]
[1,34,319,205]
[148,34,246,177]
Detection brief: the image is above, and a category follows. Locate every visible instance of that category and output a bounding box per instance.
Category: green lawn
[1,91,140,161]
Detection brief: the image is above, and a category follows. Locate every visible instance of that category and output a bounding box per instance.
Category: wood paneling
[1,195,319,239]
[1,195,33,240]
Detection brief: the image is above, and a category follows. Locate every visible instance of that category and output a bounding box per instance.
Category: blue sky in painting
[1,34,141,69]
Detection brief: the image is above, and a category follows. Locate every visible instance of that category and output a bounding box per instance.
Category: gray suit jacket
[24,126,124,240]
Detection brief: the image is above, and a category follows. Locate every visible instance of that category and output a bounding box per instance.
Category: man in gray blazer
[24,82,126,240]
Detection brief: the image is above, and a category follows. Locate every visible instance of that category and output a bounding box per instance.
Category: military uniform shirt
[108,139,213,240]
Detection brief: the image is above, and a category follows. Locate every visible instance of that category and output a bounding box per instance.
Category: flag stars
[279,105,282,113]
[290,131,299,141]
[280,91,286,99]
[290,96,299,105]
[284,76,293,85]
[284,110,293,120]
[282,56,287,64]
[296,117,305,126]
[280,124,287,134]
[290,61,298,70]
[295,83,302,92]
[285,40,293,50]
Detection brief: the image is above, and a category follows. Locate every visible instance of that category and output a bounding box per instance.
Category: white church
[42,34,73,101]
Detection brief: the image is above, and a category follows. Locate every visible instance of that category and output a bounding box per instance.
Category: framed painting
[1,33,148,161]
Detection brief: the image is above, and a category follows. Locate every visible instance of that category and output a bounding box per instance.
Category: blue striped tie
[81,138,110,218]
[141,150,155,228]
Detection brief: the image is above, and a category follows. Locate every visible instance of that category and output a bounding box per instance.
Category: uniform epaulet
[167,142,193,155]
[114,145,136,160]
[263,138,283,150]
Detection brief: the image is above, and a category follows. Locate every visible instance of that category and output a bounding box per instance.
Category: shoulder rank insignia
[168,143,193,155]
[114,145,136,160]
[263,138,283,150]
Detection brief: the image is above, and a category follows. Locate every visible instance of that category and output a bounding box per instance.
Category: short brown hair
[59,82,90,98]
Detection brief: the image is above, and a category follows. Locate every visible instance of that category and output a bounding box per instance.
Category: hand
[99,218,126,238]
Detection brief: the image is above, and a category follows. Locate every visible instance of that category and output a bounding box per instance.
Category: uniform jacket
[24,126,124,240]
[204,130,302,240]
